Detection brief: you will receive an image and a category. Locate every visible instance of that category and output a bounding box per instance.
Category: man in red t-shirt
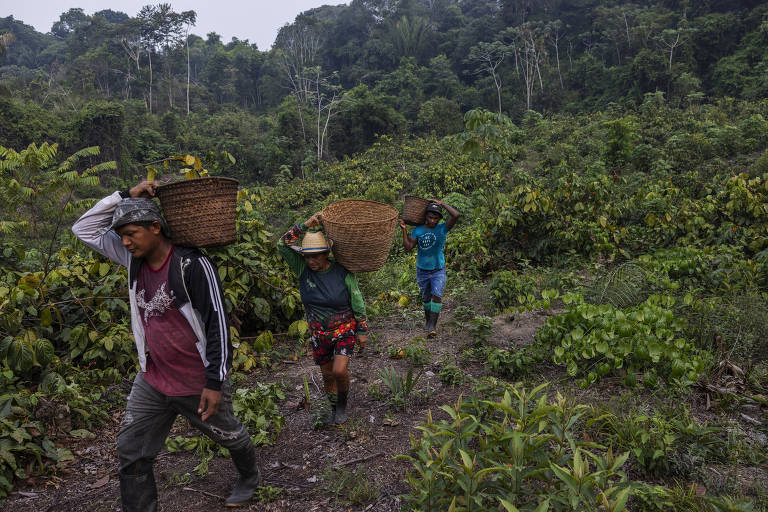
[73,181,261,510]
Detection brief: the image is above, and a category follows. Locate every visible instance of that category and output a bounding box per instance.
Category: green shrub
[399,384,634,512]
[537,294,708,387]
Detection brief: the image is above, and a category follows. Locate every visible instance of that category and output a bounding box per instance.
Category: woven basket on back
[321,199,398,273]
[156,177,239,248]
[402,195,430,225]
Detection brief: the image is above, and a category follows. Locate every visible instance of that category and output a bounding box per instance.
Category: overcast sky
[2,1,348,50]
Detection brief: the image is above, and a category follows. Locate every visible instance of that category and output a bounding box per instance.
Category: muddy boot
[423,303,431,328]
[226,445,262,507]
[426,311,439,339]
[334,391,349,425]
[119,462,158,512]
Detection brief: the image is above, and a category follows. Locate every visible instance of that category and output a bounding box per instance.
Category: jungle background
[1,0,768,510]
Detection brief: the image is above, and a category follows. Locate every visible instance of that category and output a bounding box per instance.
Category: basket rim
[322,199,398,225]
[157,176,240,192]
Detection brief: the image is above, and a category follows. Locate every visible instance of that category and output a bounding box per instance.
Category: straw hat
[296,231,333,254]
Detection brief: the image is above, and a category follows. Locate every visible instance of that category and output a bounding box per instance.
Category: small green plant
[322,466,379,505]
[439,364,464,386]
[254,485,282,503]
[484,345,544,379]
[165,471,193,487]
[469,315,493,346]
[378,366,421,410]
[404,338,430,366]
[311,393,333,430]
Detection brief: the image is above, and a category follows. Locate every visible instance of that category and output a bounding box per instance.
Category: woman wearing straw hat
[277,212,368,425]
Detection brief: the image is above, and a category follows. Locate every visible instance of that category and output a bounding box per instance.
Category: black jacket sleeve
[186,255,232,391]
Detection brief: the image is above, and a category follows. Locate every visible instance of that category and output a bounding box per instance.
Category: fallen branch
[182,487,224,500]
[332,452,383,468]
[263,476,314,489]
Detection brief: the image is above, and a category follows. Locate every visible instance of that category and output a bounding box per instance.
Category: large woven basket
[321,199,398,273]
[156,177,239,248]
[402,195,430,225]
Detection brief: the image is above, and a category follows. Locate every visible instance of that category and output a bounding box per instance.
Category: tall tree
[468,40,510,114]
[0,32,14,62]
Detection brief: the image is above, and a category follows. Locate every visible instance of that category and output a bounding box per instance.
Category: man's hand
[428,198,443,206]
[198,388,222,422]
[356,333,368,353]
[129,181,158,198]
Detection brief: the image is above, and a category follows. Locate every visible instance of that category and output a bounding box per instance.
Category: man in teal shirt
[399,200,460,337]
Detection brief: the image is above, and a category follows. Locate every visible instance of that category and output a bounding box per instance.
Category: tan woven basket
[402,195,430,225]
[321,199,398,273]
[156,177,239,248]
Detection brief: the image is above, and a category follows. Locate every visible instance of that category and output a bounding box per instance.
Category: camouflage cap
[109,197,170,237]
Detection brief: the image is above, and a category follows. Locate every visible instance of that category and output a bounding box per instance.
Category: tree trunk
[148,52,153,113]
[186,32,191,115]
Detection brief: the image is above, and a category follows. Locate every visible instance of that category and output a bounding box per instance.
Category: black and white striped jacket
[72,191,231,391]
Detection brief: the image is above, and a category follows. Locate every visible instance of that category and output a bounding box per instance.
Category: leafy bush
[536,294,708,387]
[489,270,537,311]
[399,384,634,512]
[587,406,727,479]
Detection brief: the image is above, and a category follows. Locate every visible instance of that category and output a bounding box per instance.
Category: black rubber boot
[334,391,349,425]
[225,445,261,507]
[325,392,337,424]
[426,311,440,338]
[424,306,430,328]
[119,462,158,512]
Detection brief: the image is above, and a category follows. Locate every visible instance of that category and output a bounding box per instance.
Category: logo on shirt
[418,232,437,250]
[137,283,174,322]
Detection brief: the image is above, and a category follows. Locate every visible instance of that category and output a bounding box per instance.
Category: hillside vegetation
[1,0,767,510]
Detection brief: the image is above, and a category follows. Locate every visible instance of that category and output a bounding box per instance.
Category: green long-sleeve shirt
[278,223,368,333]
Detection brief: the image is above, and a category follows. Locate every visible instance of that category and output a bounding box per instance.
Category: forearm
[71,191,131,267]
[400,229,415,252]
[442,202,460,219]
[345,274,368,333]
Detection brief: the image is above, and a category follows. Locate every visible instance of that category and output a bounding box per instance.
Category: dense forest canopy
[1,0,767,182]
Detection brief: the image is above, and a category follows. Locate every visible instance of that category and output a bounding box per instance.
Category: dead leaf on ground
[89,474,110,489]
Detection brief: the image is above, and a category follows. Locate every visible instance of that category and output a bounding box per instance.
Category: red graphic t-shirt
[136,248,206,396]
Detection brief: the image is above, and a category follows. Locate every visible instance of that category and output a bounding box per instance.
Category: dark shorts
[310,318,356,365]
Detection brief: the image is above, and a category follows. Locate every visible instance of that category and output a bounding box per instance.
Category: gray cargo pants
[117,372,252,472]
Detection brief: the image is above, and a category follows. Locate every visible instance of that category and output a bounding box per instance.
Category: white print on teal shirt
[418,231,437,249]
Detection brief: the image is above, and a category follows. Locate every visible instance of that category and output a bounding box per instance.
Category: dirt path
[5,306,550,512]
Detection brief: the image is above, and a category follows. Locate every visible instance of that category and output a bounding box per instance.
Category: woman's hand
[305,212,322,228]
[356,333,368,352]
[399,219,407,229]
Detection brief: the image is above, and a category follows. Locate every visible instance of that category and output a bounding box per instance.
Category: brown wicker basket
[321,199,398,273]
[156,177,239,248]
[402,195,430,225]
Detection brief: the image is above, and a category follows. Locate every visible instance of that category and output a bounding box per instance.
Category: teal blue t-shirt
[412,222,449,270]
